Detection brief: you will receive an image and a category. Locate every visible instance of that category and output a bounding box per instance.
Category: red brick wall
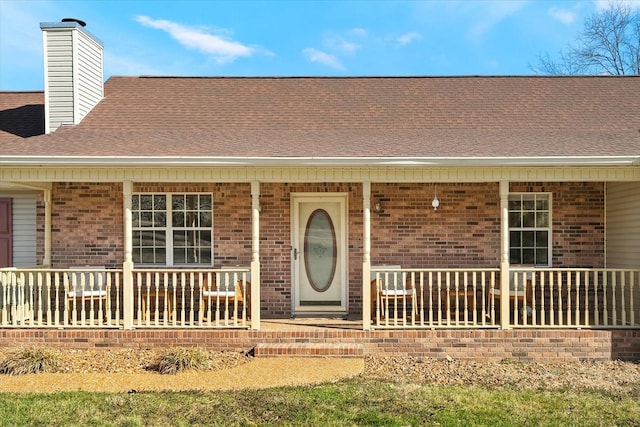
[51,182,124,267]
[371,183,501,268]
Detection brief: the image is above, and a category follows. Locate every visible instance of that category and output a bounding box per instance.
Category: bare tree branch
[531,1,639,75]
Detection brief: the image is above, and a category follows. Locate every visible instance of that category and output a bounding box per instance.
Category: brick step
[253,342,364,358]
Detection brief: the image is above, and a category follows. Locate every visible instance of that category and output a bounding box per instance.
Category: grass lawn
[1,379,638,426]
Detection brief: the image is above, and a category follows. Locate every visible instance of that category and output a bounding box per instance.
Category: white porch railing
[0,268,120,328]
[132,268,250,328]
[508,268,639,328]
[0,267,251,328]
[371,268,499,328]
[370,267,640,329]
[2,266,637,329]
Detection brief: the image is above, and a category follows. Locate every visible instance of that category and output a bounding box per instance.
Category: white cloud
[466,1,528,40]
[325,36,360,54]
[396,32,422,46]
[302,48,345,70]
[135,15,260,64]
[350,28,368,37]
[548,7,576,24]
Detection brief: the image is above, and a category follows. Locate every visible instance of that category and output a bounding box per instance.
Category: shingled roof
[0,91,44,143]
[1,76,639,164]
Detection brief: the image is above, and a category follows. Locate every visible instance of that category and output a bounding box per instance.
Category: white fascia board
[0,155,639,167]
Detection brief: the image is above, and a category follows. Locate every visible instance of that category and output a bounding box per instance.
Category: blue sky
[1,0,638,90]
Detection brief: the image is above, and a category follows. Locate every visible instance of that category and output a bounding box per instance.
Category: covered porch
[1,165,639,332]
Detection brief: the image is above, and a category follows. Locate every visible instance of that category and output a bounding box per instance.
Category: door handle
[293,248,298,260]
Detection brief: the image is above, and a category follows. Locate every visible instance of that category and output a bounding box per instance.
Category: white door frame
[291,192,348,315]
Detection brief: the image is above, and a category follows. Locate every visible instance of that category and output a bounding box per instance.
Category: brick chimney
[40,19,104,134]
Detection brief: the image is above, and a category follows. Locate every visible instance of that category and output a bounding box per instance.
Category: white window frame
[508,192,552,267]
[132,192,213,267]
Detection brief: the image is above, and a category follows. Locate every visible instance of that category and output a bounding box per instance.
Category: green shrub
[0,347,61,375]
[156,347,211,375]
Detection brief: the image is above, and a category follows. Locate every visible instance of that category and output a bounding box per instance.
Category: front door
[292,194,347,315]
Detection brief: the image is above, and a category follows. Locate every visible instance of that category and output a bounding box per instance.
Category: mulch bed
[0,348,638,395]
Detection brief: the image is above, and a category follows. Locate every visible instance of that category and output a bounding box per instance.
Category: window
[132,193,213,266]
[508,193,551,266]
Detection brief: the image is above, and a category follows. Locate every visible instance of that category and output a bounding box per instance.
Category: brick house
[1,20,639,360]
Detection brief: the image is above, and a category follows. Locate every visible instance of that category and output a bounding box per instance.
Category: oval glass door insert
[304,209,337,292]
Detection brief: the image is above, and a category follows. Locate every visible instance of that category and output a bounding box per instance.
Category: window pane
[141,248,155,264]
[155,231,166,247]
[173,230,186,246]
[156,248,166,264]
[174,248,186,264]
[200,211,212,228]
[536,248,548,264]
[154,195,166,210]
[536,212,549,227]
[186,211,198,227]
[536,198,549,210]
[200,195,212,210]
[510,231,521,247]
[200,230,212,246]
[522,211,535,227]
[172,194,184,210]
[522,197,535,210]
[536,231,548,247]
[522,249,535,264]
[200,249,212,264]
[510,249,521,264]
[140,195,153,210]
[173,211,185,227]
[132,195,139,210]
[132,230,140,246]
[140,212,153,227]
[522,231,535,247]
[154,212,166,227]
[141,230,155,246]
[186,195,198,210]
[508,198,521,210]
[509,212,521,227]
[132,211,140,227]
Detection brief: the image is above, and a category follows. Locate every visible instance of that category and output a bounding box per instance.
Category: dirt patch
[364,355,640,396]
[0,349,638,395]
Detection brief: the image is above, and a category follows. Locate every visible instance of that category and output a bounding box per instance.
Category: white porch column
[362,181,372,330]
[43,189,52,266]
[250,180,261,330]
[122,180,134,329]
[499,180,510,329]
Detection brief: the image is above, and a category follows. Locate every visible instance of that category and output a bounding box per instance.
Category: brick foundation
[1,328,637,362]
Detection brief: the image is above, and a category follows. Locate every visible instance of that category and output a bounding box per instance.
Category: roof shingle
[1,76,638,158]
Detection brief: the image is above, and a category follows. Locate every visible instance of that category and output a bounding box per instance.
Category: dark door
[0,198,12,267]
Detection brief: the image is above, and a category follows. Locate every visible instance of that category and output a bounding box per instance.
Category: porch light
[432,186,440,210]
[373,202,383,214]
